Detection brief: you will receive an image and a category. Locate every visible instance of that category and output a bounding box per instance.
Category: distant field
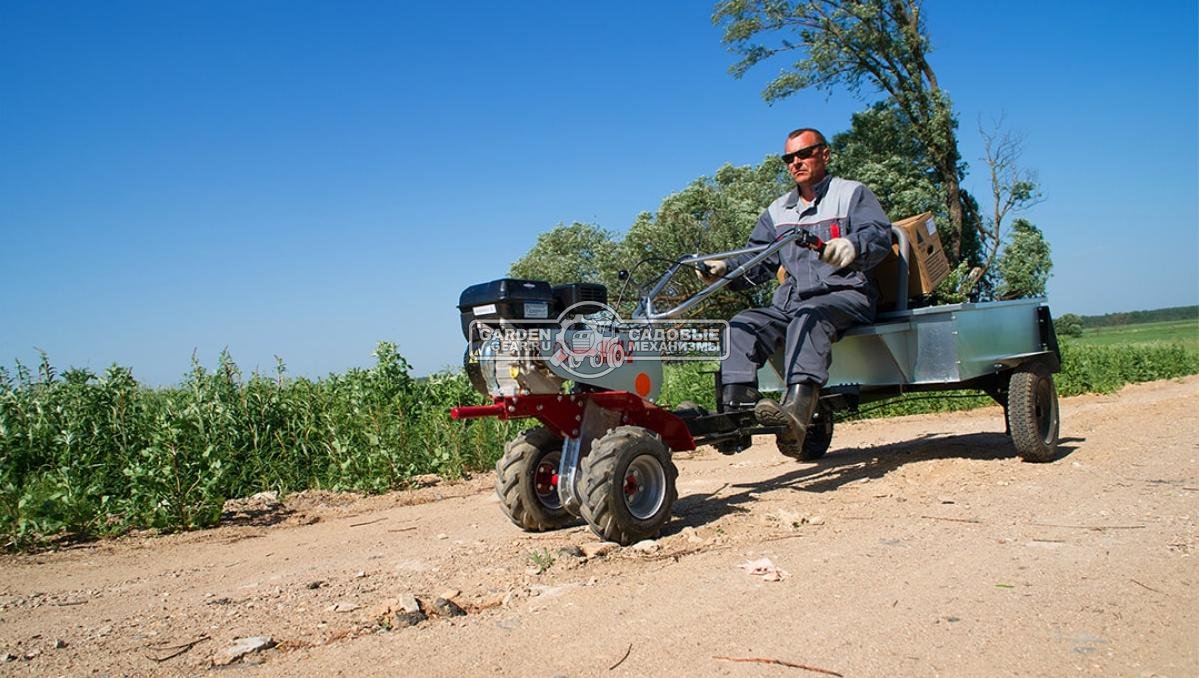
[1070,319,1199,349]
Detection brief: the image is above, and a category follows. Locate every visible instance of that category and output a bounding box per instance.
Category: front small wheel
[579,426,678,545]
[495,428,575,531]
[1007,364,1060,462]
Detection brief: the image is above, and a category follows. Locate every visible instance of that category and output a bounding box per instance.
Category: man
[700,128,892,457]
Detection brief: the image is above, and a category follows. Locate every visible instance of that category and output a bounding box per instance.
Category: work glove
[820,238,856,268]
[697,259,727,284]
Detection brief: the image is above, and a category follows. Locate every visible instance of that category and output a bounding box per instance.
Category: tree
[962,119,1043,296]
[713,0,978,265]
[1056,312,1084,338]
[995,218,1052,299]
[508,222,618,288]
[830,100,945,223]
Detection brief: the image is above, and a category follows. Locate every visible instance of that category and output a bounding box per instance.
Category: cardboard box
[873,211,951,309]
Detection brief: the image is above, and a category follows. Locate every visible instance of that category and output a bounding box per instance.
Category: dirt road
[2,377,1196,677]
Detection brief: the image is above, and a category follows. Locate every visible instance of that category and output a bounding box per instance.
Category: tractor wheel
[1007,364,1060,463]
[495,428,574,531]
[578,426,678,545]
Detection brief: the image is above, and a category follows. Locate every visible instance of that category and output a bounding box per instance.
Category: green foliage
[508,222,618,288]
[508,158,791,321]
[830,100,948,225]
[527,548,554,573]
[0,344,513,548]
[1070,319,1198,350]
[1054,342,1198,395]
[1056,313,1084,338]
[657,362,720,411]
[1078,305,1198,329]
[996,219,1052,299]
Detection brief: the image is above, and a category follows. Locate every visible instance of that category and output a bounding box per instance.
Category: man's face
[783,132,830,188]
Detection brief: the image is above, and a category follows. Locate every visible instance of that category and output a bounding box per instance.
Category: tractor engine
[458,278,607,397]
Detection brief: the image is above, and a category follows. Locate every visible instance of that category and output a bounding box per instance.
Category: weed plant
[0,343,511,548]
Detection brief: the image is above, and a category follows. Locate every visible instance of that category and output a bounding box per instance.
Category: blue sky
[2,1,1196,385]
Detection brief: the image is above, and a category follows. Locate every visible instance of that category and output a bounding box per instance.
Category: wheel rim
[622,454,666,520]
[534,452,562,510]
[1033,378,1057,443]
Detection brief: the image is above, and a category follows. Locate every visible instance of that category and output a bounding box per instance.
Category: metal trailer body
[757,297,1061,393]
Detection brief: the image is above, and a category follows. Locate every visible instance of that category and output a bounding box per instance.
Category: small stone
[436,533,448,540]
[325,601,360,613]
[580,542,620,559]
[630,539,660,554]
[776,509,803,528]
[938,496,955,504]
[53,639,67,650]
[391,610,426,628]
[437,589,461,601]
[306,581,323,590]
[804,515,825,526]
[212,636,275,666]
[354,571,366,578]
[556,546,584,558]
[22,649,40,660]
[431,598,466,617]
[411,473,441,487]
[2,653,16,662]
[398,593,421,614]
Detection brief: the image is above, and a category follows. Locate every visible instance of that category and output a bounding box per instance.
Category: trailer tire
[1007,364,1060,463]
[801,401,835,460]
[578,426,678,545]
[495,428,574,531]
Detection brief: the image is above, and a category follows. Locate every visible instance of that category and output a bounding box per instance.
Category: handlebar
[635,227,825,321]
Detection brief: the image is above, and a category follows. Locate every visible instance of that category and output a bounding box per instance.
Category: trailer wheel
[801,401,835,460]
[495,428,574,531]
[1007,364,1060,462]
[578,426,678,545]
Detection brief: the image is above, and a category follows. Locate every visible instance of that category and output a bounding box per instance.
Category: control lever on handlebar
[791,228,827,255]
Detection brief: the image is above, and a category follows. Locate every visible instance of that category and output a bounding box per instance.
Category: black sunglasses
[781,143,826,164]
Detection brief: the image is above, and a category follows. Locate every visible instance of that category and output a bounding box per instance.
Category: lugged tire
[578,426,678,545]
[798,401,835,461]
[495,427,574,531]
[1007,363,1060,463]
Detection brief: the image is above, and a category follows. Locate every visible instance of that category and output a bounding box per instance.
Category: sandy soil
[1,377,1196,677]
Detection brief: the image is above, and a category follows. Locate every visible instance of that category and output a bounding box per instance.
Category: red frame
[451,391,695,452]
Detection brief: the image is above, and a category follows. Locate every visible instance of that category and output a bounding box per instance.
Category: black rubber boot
[719,383,763,412]
[754,383,821,458]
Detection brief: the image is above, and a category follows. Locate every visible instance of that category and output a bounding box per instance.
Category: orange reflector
[634,372,652,397]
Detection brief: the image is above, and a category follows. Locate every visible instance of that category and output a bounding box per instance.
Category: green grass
[1070,319,1198,349]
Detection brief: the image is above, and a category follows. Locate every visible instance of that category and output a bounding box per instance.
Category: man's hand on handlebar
[820,238,856,268]
[697,259,727,284]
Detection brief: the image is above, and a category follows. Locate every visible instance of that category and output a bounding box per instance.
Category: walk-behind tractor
[451,226,1062,545]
